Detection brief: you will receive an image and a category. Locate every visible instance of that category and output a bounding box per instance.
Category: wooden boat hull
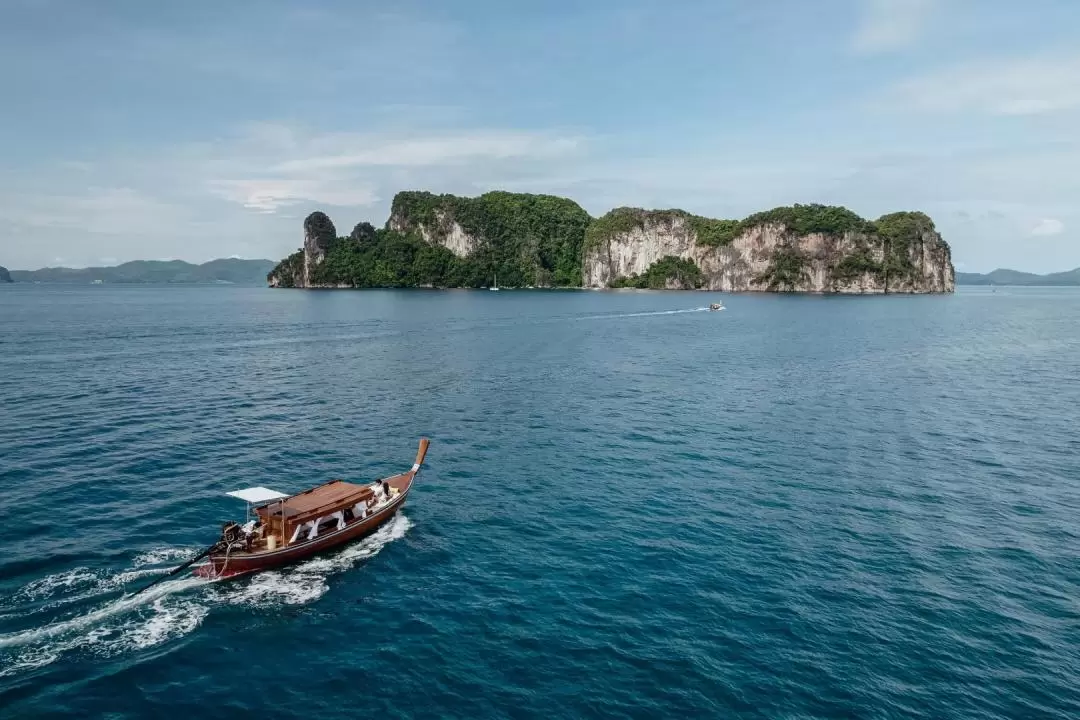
[194,470,415,580]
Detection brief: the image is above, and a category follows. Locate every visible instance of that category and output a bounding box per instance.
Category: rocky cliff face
[302,211,336,286]
[389,208,477,258]
[268,211,337,288]
[584,209,953,294]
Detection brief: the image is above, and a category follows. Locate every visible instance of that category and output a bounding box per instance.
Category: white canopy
[226,486,289,503]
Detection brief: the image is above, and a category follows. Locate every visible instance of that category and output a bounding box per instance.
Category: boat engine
[221,521,243,545]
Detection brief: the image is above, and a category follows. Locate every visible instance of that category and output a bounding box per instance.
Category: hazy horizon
[4,256,276,271]
[2,0,1079,274]
[5,255,1078,277]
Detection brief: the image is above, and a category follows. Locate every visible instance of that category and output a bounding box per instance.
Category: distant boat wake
[0,514,411,680]
[579,307,713,321]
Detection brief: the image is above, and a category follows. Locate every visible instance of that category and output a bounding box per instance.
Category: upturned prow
[413,437,430,471]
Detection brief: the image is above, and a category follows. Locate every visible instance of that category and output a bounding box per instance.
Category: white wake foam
[132,547,202,567]
[0,582,206,679]
[579,307,711,321]
[12,568,101,604]
[3,546,202,613]
[127,596,209,650]
[0,514,412,679]
[0,575,205,651]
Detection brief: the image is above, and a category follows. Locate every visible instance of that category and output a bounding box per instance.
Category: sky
[1,0,1078,273]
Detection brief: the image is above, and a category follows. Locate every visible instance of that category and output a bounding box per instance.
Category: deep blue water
[1,285,1079,719]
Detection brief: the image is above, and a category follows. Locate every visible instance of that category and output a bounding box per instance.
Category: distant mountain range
[956,268,1080,286]
[5,257,1078,288]
[6,258,276,284]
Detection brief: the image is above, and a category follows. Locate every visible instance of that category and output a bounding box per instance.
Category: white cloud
[275,133,579,172]
[201,125,583,214]
[58,160,93,173]
[209,178,379,213]
[852,0,936,54]
[888,55,1080,115]
[0,187,187,234]
[1031,218,1065,236]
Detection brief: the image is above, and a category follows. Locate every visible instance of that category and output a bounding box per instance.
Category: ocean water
[1,284,1079,719]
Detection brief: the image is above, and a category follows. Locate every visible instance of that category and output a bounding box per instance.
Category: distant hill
[956,268,1080,286]
[0,266,11,283]
[8,258,276,284]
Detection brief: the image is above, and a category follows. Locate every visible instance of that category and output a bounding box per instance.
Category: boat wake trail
[0,514,412,679]
[579,307,711,321]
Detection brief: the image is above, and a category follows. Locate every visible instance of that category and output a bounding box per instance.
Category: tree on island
[350,222,378,247]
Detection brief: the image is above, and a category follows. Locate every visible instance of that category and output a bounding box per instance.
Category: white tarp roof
[226,486,289,503]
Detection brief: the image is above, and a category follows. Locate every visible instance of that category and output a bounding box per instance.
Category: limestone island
[0,266,12,284]
[268,191,954,293]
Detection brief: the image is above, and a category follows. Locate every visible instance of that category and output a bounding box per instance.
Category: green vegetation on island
[310,229,462,288]
[304,211,338,250]
[273,193,592,288]
[688,216,743,248]
[742,204,872,237]
[266,190,953,293]
[610,256,705,289]
[390,191,591,287]
[267,251,304,288]
[756,247,810,292]
[819,211,942,289]
[585,203,876,254]
[584,208,745,252]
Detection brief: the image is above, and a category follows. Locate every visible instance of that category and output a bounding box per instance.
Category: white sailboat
[490,272,500,291]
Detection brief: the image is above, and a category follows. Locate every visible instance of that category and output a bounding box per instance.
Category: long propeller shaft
[130,543,217,597]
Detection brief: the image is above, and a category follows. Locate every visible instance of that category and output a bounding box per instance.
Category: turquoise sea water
[1,285,1079,718]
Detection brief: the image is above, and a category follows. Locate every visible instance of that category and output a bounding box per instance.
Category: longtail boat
[188,438,429,580]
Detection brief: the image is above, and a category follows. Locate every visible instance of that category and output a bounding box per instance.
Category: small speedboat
[709,302,725,311]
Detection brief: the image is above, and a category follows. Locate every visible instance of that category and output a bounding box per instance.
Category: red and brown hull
[194,471,415,580]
